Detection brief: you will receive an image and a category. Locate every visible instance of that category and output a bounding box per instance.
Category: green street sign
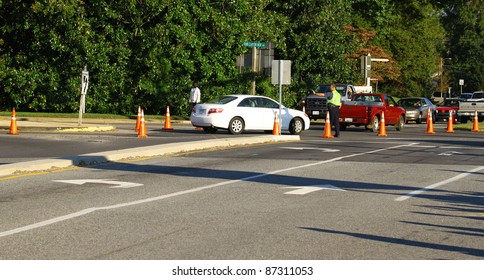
[243,41,267,49]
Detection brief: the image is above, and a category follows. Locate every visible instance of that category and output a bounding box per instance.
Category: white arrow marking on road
[281,147,340,152]
[283,185,345,195]
[52,179,143,189]
[438,151,463,156]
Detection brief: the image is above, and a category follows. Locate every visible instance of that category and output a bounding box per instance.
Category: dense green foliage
[0,0,482,116]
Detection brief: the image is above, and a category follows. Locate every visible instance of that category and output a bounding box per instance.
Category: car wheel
[289,117,304,135]
[340,124,347,131]
[371,115,379,133]
[203,127,218,134]
[395,115,404,131]
[228,117,244,134]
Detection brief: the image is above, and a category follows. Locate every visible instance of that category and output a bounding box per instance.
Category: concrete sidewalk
[0,116,300,178]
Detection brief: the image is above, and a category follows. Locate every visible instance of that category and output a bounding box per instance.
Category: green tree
[269,0,359,94]
[442,0,483,92]
[352,0,445,97]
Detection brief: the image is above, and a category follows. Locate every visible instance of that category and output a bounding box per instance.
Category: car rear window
[471,92,484,99]
[207,96,238,104]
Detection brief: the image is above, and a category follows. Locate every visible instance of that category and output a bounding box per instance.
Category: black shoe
[334,134,339,137]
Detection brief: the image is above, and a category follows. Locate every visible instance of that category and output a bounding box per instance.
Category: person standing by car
[316,84,341,137]
[189,82,201,112]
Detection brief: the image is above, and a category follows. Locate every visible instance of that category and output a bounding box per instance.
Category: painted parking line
[0,142,418,239]
[396,166,484,202]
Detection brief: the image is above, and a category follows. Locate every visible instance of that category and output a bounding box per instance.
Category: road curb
[0,135,299,178]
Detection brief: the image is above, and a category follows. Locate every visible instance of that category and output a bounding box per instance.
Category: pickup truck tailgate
[339,103,369,122]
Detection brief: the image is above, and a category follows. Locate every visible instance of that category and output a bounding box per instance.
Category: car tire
[371,115,379,133]
[340,124,347,131]
[395,115,404,131]
[289,117,304,135]
[228,117,244,134]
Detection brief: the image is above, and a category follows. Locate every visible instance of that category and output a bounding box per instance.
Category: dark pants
[329,105,340,137]
[190,102,198,112]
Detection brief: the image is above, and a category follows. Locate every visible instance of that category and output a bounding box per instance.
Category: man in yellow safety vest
[316,84,341,137]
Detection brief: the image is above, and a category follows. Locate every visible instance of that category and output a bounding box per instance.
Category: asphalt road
[0,122,483,260]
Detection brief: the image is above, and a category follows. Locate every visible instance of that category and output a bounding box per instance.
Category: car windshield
[207,95,238,104]
[399,99,421,107]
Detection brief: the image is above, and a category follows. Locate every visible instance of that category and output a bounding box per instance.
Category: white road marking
[281,147,340,152]
[52,179,143,189]
[438,151,463,156]
[283,185,345,195]
[396,166,484,202]
[0,143,418,238]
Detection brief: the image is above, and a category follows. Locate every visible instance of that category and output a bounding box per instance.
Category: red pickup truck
[339,93,406,133]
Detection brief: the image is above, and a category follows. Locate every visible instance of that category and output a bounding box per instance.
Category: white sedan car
[190,95,310,135]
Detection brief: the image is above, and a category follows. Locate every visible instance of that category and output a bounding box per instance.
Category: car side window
[257,98,279,109]
[240,98,262,108]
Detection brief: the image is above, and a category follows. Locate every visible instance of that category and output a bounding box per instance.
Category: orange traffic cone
[322,110,334,138]
[8,108,19,135]
[446,110,454,133]
[163,106,173,131]
[471,111,480,132]
[272,111,280,135]
[426,107,435,134]
[134,106,141,131]
[138,109,147,138]
[378,111,387,136]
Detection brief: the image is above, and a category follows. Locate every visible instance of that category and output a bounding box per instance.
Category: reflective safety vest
[328,90,341,107]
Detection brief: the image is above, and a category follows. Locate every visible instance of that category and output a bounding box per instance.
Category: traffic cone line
[163,106,174,131]
[471,111,480,132]
[137,109,147,138]
[272,111,280,135]
[426,107,435,134]
[134,106,141,131]
[8,108,19,135]
[378,111,387,137]
[446,110,454,133]
[322,110,334,138]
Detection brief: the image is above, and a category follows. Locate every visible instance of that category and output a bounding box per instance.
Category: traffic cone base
[272,112,280,135]
[322,111,334,138]
[378,112,387,137]
[9,108,19,135]
[471,111,480,132]
[446,110,454,133]
[163,106,174,131]
[138,110,147,138]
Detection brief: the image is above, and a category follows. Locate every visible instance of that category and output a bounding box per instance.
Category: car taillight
[208,108,223,114]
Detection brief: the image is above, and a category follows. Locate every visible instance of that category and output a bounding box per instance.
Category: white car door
[236,97,264,130]
[254,97,280,130]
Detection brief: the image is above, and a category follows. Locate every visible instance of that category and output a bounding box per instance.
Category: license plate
[198,109,206,114]
[312,111,319,115]
[344,118,353,122]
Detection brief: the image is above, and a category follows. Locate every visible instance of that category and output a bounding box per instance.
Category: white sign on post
[78,66,89,126]
[271,60,291,85]
[459,79,464,86]
[271,60,291,135]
